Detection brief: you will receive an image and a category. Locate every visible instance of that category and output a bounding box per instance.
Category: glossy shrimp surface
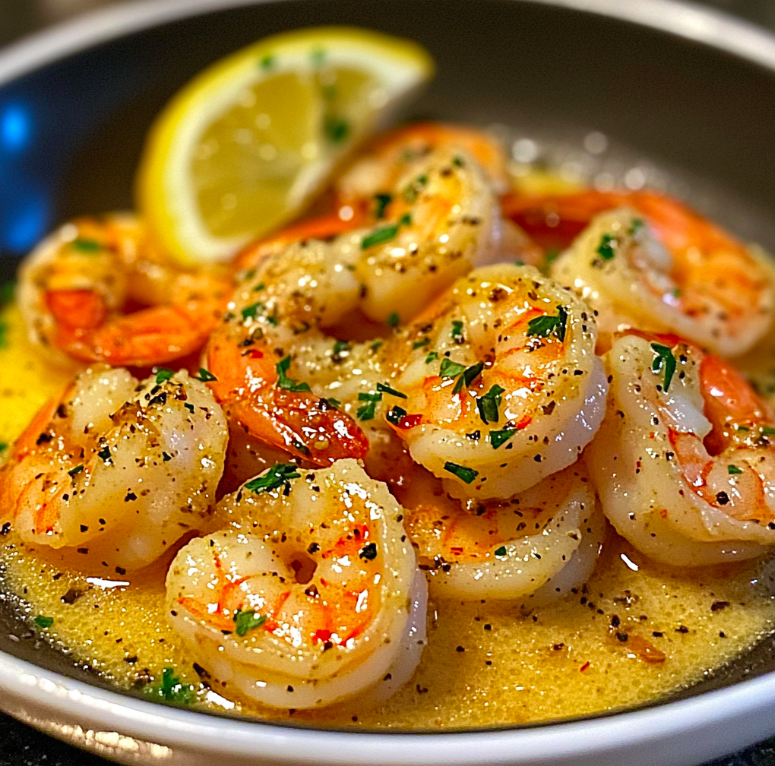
[205,147,500,464]
[504,191,774,357]
[18,215,232,367]
[400,462,606,602]
[0,367,227,571]
[586,331,775,566]
[166,459,427,709]
[384,264,607,501]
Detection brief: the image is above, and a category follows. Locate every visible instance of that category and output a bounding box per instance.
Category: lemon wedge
[135,27,434,265]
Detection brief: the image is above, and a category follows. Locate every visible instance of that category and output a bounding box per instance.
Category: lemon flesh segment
[136,27,435,266]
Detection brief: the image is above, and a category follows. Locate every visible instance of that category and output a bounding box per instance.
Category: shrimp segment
[400,463,606,602]
[166,459,426,709]
[586,332,775,566]
[0,367,228,571]
[504,191,774,356]
[385,264,607,501]
[18,215,232,366]
[205,147,500,462]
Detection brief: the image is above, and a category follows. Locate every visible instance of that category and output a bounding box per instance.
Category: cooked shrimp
[586,331,775,566]
[503,191,774,356]
[399,462,606,602]
[383,264,607,501]
[0,366,227,571]
[336,121,510,205]
[166,458,427,709]
[18,215,232,367]
[205,147,500,463]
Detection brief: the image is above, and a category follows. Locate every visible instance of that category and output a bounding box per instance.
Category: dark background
[1,0,775,764]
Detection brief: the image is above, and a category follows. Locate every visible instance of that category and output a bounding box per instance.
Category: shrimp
[382,263,607,501]
[18,215,232,367]
[399,462,606,603]
[166,458,427,709]
[0,366,227,572]
[502,191,774,356]
[586,331,775,566]
[205,147,501,463]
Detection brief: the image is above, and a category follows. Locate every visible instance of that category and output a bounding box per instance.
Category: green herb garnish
[728,465,743,475]
[526,306,568,342]
[413,338,430,349]
[493,546,508,558]
[233,609,267,637]
[357,392,382,421]
[443,461,479,484]
[276,356,311,392]
[241,302,265,320]
[651,342,677,392]
[155,369,174,384]
[386,312,400,327]
[259,54,275,70]
[490,428,517,449]
[34,615,53,629]
[68,464,84,477]
[145,667,196,705]
[374,193,392,219]
[386,405,408,426]
[71,238,102,253]
[425,351,438,363]
[596,233,617,261]
[451,320,464,339]
[196,368,217,382]
[324,115,350,144]
[245,463,300,495]
[440,358,466,379]
[477,384,505,425]
[376,382,407,399]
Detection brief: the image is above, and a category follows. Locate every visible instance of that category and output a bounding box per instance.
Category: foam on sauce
[2,299,775,728]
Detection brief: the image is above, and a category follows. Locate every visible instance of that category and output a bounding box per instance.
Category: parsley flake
[145,667,196,705]
[233,609,267,637]
[490,428,517,449]
[241,302,265,321]
[413,338,430,349]
[451,320,464,339]
[629,218,645,236]
[651,343,677,392]
[425,351,439,363]
[762,426,775,436]
[452,361,484,395]
[196,368,217,382]
[440,358,466,379]
[386,405,408,425]
[376,382,407,399]
[444,461,479,484]
[246,463,300,495]
[728,465,743,475]
[34,615,53,629]
[259,54,275,70]
[276,356,311,392]
[324,115,350,144]
[526,306,568,342]
[357,392,382,420]
[332,339,350,359]
[477,384,505,425]
[596,233,617,261]
[374,193,392,219]
[68,464,84,477]
[155,369,174,384]
[97,447,111,463]
[71,238,102,253]
[493,545,508,558]
[386,312,400,327]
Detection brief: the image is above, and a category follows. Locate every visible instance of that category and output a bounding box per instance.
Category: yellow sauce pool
[3,299,775,729]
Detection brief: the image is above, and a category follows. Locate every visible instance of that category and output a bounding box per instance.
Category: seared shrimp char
[401,462,606,602]
[586,332,775,565]
[504,191,774,357]
[18,215,232,367]
[166,459,427,709]
[384,264,607,501]
[205,147,500,464]
[0,367,227,571]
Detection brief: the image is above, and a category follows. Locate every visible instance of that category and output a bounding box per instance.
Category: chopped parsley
[68,464,84,477]
[386,405,408,425]
[403,174,428,203]
[376,382,407,399]
[357,392,382,421]
[144,666,196,705]
[245,463,300,495]
[0,321,7,349]
[253,282,266,292]
[453,361,484,394]
[490,428,517,449]
[155,368,174,384]
[233,609,267,637]
[162,452,172,462]
[374,193,393,219]
[728,465,743,475]
[360,213,412,250]
[332,339,350,359]
[386,312,400,327]
[241,301,265,320]
[325,397,342,409]
[596,233,617,261]
[477,384,505,425]
[443,461,479,484]
[440,359,466,379]
[425,351,439,363]
[0,281,15,305]
[275,356,311,392]
[762,425,775,436]
[452,155,464,168]
[196,368,217,382]
[451,320,464,339]
[259,54,275,70]
[526,306,568,342]
[413,338,430,349]
[310,47,326,66]
[629,218,645,236]
[71,238,102,253]
[370,340,383,352]
[97,447,111,463]
[0,443,7,453]
[543,249,561,268]
[33,615,53,629]
[651,343,677,392]
[324,115,350,144]
[493,545,508,558]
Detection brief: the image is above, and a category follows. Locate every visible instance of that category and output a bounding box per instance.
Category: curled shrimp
[399,462,606,603]
[382,263,607,501]
[18,215,232,367]
[586,331,775,566]
[0,366,227,571]
[166,458,427,709]
[503,191,774,356]
[205,147,500,463]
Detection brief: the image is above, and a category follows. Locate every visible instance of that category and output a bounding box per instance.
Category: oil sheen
[3,301,775,729]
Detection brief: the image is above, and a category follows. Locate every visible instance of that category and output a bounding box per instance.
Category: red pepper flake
[579,661,591,672]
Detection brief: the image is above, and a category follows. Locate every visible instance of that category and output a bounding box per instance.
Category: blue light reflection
[0,102,31,152]
[1,186,48,252]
